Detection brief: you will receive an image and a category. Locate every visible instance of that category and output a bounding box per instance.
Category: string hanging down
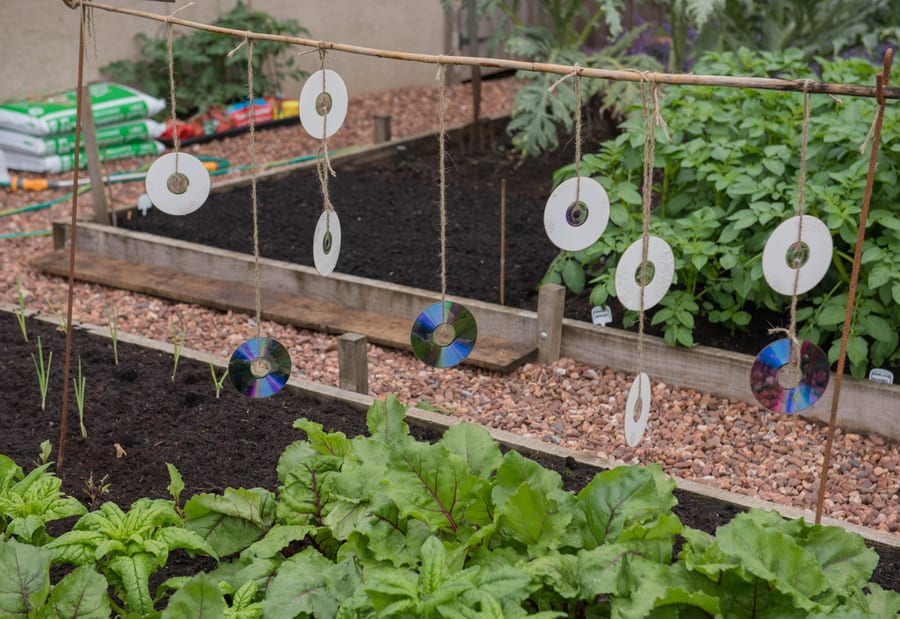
[543,68,610,253]
[227,36,292,399]
[753,83,831,416]
[144,3,210,216]
[619,77,675,448]
[409,61,477,369]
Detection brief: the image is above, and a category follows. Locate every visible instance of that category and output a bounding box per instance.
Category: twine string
[548,66,584,210]
[164,3,194,171]
[315,48,337,237]
[437,61,448,322]
[242,36,263,347]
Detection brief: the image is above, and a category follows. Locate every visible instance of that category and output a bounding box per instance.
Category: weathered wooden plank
[31,249,535,373]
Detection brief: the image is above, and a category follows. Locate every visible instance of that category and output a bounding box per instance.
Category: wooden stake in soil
[815,49,893,524]
[500,177,506,305]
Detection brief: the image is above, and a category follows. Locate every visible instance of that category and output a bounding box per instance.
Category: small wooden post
[374,115,392,143]
[338,332,368,394]
[536,283,565,364]
[80,84,111,225]
[499,178,506,304]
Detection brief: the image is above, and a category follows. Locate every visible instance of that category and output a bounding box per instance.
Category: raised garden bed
[39,125,900,440]
[1,307,897,597]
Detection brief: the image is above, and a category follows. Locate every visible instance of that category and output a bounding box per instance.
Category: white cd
[762,215,833,296]
[615,236,675,311]
[145,152,210,216]
[313,211,341,276]
[543,176,610,251]
[624,372,651,447]
[299,69,348,140]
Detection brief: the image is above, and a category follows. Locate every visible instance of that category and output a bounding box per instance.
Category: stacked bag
[0,83,166,174]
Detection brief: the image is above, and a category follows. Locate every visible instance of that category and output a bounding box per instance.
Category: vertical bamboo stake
[500,178,506,305]
[815,49,893,524]
[58,4,90,473]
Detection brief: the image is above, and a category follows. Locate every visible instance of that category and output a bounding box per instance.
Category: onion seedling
[209,362,228,399]
[14,276,28,342]
[105,303,120,365]
[31,336,52,411]
[74,356,87,438]
[170,319,186,382]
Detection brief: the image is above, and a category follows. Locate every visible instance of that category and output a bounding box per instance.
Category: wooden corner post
[536,283,565,364]
[338,332,369,394]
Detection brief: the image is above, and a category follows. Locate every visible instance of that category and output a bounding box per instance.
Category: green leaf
[184,488,275,557]
[863,314,893,342]
[161,573,226,618]
[166,463,184,508]
[846,335,868,367]
[440,422,503,480]
[107,553,156,615]
[293,419,352,457]
[241,524,312,560]
[367,395,411,446]
[818,303,847,326]
[0,538,51,618]
[492,450,563,513]
[799,525,878,592]
[561,259,586,294]
[496,482,572,556]
[44,566,110,619]
[262,549,340,619]
[616,182,643,206]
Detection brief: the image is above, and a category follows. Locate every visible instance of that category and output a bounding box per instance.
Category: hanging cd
[228,337,291,399]
[299,69,348,139]
[543,176,610,251]
[624,372,651,447]
[615,236,675,311]
[410,301,477,368]
[749,338,829,414]
[313,211,342,276]
[145,152,211,216]
[762,215,833,295]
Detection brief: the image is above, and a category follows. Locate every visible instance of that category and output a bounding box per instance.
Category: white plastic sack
[2,140,165,174]
[0,83,165,136]
[0,119,166,156]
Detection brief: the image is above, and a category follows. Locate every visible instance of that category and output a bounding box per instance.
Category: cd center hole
[433,323,456,347]
[777,363,802,390]
[322,230,332,255]
[632,262,656,286]
[565,201,589,227]
[785,241,810,269]
[167,172,190,195]
[316,92,333,116]
[250,357,272,379]
[631,396,643,423]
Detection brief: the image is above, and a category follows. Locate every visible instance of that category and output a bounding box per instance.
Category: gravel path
[1,78,897,535]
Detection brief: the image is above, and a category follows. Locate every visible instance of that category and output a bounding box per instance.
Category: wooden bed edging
[49,218,900,441]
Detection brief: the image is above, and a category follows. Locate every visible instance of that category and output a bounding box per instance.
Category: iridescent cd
[410,301,477,368]
[228,337,291,398]
[749,338,829,414]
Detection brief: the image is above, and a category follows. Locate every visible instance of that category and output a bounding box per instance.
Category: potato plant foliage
[0,396,896,616]
[545,49,900,378]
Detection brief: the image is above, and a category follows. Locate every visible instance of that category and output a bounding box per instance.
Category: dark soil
[1,314,897,592]
[120,127,791,361]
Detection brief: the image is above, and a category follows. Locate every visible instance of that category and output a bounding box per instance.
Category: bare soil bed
[1,313,897,590]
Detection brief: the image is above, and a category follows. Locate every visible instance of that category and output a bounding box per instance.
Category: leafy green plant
[13,276,28,342]
[210,362,228,399]
[171,319,186,382]
[443,0,660,156]
[36,440,52,466]
[0,539,110,619]
[83,473,111,511]
[546,49,900,376]
[160,396,897,616]
[0,455,87,546]
[47,465,218,617]
[101,1,309,117]
[106,303,120,365]
[73,356,87,438]
[31,336,52,411]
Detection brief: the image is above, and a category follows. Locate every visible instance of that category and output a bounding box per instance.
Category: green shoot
[83,472,111,510]
[37,439,52,465]
[105,303,120,365]
[31,336,52,411]
[74,356,87,438]
[46,299,67,334]
[171,319,186,382]
[14,276,28,342]
[209,363,228,399]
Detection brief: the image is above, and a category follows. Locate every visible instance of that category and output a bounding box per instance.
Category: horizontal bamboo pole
[78,0,899,101]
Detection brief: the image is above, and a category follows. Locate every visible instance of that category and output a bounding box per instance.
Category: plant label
[868,368,894,384]
[591,305,613,326]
